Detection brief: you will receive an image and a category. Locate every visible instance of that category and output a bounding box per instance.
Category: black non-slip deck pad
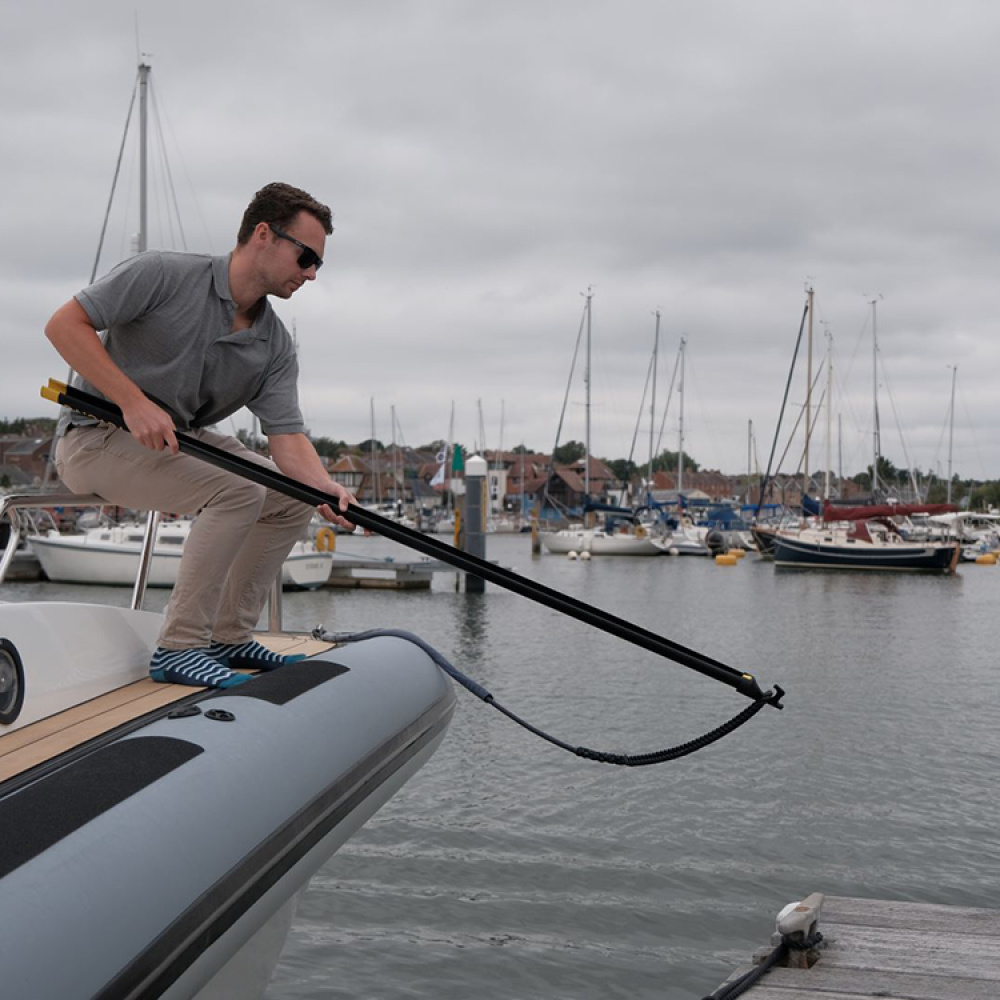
[0,735,203,879]
[208,660,349,707]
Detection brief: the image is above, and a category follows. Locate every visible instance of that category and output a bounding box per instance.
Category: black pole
[43,380,782,705]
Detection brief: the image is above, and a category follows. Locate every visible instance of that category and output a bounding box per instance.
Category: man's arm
[267,432,359,531]
[45,298,179,453]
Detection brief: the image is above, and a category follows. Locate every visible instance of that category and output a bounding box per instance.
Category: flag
[452,446,465,474]
[430,462,445,487]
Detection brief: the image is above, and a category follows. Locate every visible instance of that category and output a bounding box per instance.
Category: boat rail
[0,493,284,630]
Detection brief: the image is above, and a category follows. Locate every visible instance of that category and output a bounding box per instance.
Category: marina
[4,531,996,997]
[6,6,1000,998]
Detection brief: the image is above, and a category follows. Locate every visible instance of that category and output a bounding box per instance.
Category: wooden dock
[324,556,441,589]
[711,893,1000,998]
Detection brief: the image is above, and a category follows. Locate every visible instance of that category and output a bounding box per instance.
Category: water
[8,535,1000,997]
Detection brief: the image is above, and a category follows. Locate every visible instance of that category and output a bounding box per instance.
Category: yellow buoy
[715,553,738,566]
[975,552,997,565]
[730,547,746,559]
[315,526,336,552]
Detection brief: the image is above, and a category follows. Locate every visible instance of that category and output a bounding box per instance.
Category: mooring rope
[701,931,824,1000]
[314,628,782,767]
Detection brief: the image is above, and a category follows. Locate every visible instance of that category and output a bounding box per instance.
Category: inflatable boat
[0,598,455,999]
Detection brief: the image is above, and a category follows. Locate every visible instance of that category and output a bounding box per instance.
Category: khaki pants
[55,424,314,650]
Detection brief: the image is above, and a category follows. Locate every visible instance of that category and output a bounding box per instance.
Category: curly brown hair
[237,182,333,244]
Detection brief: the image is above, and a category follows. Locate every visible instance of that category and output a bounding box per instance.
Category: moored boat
[0,576,455,998]
[771,519,960,573]
[28,518,333,590]
[541,522,665,556]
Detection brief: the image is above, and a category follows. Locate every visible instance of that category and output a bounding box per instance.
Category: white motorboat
[925,511,1000,562]
[0,493,456,1000]
[28,519,333,590]
[663,520,714,556]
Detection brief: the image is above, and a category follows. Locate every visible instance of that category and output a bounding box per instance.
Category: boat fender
[706,529,726,554]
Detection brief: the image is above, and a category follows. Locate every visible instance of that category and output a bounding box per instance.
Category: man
[46,182,358,689]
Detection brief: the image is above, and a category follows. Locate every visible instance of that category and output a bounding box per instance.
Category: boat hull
[29,535,332,590]
[0,604,455,999]
[541,528,663,556]
[771,534,960,572]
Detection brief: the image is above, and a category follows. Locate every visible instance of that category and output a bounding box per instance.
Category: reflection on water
[6,533,999,998]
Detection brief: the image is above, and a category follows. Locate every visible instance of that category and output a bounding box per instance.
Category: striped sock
[208,639,307,672]
[150,647,251,689]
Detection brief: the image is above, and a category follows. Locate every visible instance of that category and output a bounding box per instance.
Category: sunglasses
[268,223,324,271]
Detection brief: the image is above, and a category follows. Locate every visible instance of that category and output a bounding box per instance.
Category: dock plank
[729,964,998,999]
[0,632,336,783]
[823,895,1000,936]
[712,895,1000,998]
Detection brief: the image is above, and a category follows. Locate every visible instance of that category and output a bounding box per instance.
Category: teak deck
[0,633,335,785]
[716,894,1000,999]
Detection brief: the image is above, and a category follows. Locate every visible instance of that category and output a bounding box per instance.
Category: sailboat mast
[677,337,686,495]
[369,397,378,505]
[804,285,813,504]
[138,60,150,252]
[871,297,881,494]
[947,365,957,504]
[825,326,833,500]
[446,400,455,515]
[648,310,660,492]
[497,399,505,520]
[584,287,592,498]
[391,404,398,508]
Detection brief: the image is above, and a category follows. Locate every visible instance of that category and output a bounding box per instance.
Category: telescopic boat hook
[42,379,785,765]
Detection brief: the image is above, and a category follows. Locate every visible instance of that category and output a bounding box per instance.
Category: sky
[4,0,1000,484]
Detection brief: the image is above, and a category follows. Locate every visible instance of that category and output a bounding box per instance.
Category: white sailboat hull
[541,527,664,555]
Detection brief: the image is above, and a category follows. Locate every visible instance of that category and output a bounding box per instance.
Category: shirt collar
[212,254,273,341]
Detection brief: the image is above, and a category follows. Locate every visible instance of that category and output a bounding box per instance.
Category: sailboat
[541,292,666,556]
[0,59,454,997]
[771,298,960,573]
[770,499,961,571]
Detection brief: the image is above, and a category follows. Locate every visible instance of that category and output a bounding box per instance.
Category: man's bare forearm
[45,299,146,410]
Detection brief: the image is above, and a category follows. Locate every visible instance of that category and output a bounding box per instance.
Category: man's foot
[150,647,251,689]
[208,639,307,672]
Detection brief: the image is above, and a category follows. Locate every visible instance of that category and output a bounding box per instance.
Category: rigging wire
[150,82,188,250]
[90,72,139,282]
[653,341,681,460]
[755,299,809,516]
[542,295,588,513]
[626,348,654,471]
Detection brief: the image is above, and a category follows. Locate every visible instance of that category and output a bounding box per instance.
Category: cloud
[4,0,1000,482]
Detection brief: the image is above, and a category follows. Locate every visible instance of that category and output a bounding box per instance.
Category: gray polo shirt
[71,250,305,436]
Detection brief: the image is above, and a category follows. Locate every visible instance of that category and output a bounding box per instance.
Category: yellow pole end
[47,378,68,392]
[40,386,62,403]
